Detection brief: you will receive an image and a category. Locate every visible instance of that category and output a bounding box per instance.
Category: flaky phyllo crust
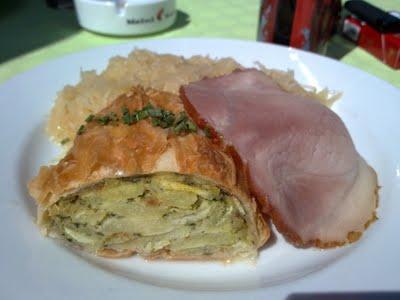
[28,87,269,259]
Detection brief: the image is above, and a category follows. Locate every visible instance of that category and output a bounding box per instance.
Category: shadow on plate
[17,121,60,220]
[260,219,277,250]
[0,0,80,64]
[287,292,400,300]
[17,124,42,220]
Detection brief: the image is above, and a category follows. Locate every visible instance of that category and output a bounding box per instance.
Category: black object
[46,0,74,9]
[287,292,400,300]
[345,0,400,33]
[273,0,297,45]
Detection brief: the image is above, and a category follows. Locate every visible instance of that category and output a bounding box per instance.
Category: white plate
[1,38,399,299]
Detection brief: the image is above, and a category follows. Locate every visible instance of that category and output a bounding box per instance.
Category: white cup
[73,0,176,36]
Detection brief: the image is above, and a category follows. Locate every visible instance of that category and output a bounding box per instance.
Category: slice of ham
[180,69,378,247]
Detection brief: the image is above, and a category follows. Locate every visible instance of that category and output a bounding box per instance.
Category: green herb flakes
[122,106,135,125]
[160,111,175,128]
[186,120,197,132]
[143,103,154,111]
[148,107,163,118]
[151,117,161,127]
[122,113,134,125]
[121,106,129,115]
[77,125,85,135]
[175,112,187,124]
[173,112,197,134]
[85,114,95,122]
[60,138,70,145]
[81,103,197,137]
[95,112,119,125]
[134,109,149,121]
[203,126,212,138]
[96,115,111,125]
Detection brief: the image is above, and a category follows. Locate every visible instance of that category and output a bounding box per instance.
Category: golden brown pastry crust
[28,86,269,258]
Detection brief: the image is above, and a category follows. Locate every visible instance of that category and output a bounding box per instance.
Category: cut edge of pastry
[39,172,270,261]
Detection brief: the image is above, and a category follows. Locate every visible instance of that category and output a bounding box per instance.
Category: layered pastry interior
[42,173,258,259]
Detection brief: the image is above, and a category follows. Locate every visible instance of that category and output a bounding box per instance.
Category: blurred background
[0,0,398,86]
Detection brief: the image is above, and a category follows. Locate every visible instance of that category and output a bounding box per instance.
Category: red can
[257,0,341,53]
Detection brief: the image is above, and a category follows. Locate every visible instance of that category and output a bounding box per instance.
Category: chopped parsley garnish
[173,112,197,134]
[151,117,161,127]
[134,109,149,121]
[77,125,85,135]
[186,120,197,132]
[148,107,163,118]
[121,106,129,115]
[156,110,175,129]
[203,126,212,138]
[78,102,202,138]
[60,137,70,145]
[85,114,95,122]
[96,115,111,125]
[143,103,154,111]
[95,112,119,125]
[122,106,135,125]
[173,120,186,133]
[175,111,187,124]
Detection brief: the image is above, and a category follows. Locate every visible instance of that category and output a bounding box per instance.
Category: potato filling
[44,173,256,258]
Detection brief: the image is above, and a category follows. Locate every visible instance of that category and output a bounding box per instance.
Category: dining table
[0,0,399,87]
[1,1,400,300]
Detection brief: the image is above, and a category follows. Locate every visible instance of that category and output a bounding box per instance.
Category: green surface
[0,0,398,87]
